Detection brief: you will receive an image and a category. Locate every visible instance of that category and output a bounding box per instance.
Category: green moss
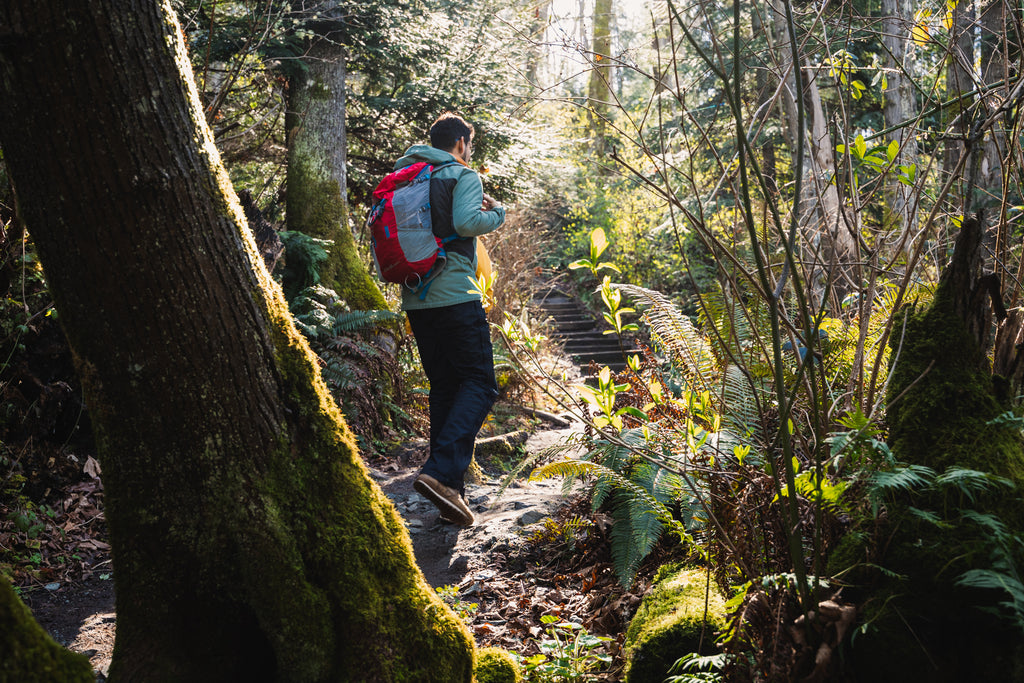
[623,565,726,683]
[0,576,94,683]
[474,647,522,683]
[831,277,1024,681]
[887,287,1024,489]
[285,157,388,311]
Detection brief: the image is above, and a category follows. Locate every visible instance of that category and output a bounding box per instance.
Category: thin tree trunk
[286,37,388,311]
[588,0,614,156]
[882,0,920,243]
[767,0,856,308]
[943,0,976,218]
[526,0,552,87]
[0,1,471,680]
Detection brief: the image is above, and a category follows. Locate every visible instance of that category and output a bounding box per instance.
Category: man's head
[430,112,474,162]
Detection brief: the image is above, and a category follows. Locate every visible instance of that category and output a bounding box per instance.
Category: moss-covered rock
[473,646,522,683]
[0,576,93,683]
[623,565,727,683]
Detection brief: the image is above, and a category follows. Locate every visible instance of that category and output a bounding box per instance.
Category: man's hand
[481,193,500,211]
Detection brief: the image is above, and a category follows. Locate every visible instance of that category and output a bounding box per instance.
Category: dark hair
[429,112,474,151]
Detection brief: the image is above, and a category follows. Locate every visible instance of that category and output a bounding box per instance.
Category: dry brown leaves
[1,456,109,590]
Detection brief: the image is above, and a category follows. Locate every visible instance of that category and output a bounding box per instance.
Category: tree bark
[767,0,857,308]
[286,36,389,311]
[588,0,614,157]
[881,0,920,242]
[526,0,552,88]
[0,1,471,681]
[943,0,975,217]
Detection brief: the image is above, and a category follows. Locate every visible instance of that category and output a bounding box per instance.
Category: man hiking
[399,112,505,526]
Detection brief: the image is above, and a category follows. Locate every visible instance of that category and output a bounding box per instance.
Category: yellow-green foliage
[623,565,727,683]
[474,646,522,683]
[0,577,93,683]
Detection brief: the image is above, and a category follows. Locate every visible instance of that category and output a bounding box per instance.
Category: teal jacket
[394,145,505,311]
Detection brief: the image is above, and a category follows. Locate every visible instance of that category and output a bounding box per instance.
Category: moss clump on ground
[623,565,727,683]
[0,576,94,683]
[474,646,522,683]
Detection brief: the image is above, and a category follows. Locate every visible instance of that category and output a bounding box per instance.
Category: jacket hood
[394,144,458,170]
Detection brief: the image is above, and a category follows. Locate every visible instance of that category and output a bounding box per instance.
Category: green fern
[277,230,332,300]
[614,284,720,395]
[955,510,1024,632]
[532,458,692,586]
[719,363,768,453]
[667,653,728,683]
[934,468,1015,504]
[866,464,936,517]
[331,309,400,336]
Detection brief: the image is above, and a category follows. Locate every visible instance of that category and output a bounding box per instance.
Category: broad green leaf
[590,227,609,260]
[854,135,867,159]
[887,139,899,161]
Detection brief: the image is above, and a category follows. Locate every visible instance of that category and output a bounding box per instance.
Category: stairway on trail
[530,287,640,375]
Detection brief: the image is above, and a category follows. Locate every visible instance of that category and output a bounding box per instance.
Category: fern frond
[331,309,401,335]
[959,509,1011,537]
[906,506,951,528]
[934,468,1015,503]
[494,439,583,499]
[614,284,720,394]
[866,464,936,517]
[533,458,691,587]
[956,568,1024,631]
[719,364,765,448]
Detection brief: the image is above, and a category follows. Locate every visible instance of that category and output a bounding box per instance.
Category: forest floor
[17,400,665,681]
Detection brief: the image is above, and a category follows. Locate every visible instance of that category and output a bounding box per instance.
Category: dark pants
[407,300,499,494]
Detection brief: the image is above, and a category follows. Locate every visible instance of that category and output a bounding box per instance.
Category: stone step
[569,348,634,364]
[561,337,621,351]
[534,300,580,312]
[554,319,598,333]
[566,342,640,356]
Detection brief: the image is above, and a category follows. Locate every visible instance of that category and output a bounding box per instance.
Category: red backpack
[365,160,457,292]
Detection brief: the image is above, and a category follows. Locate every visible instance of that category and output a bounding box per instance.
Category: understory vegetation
[3,0,1024,680]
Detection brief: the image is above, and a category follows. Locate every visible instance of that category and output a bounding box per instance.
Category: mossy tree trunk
[286,34,389,311]
[0,2,471,681]
[0,577,93,682]
[837,216,1024,680]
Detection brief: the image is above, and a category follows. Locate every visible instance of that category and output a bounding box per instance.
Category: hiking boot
[414,473,474,527]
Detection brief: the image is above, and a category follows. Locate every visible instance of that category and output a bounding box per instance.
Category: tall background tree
[283,4,389,310]
[0,0,473,679]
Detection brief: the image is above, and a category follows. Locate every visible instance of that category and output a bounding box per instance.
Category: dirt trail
[25,420,585,679]
[376,422,585,590]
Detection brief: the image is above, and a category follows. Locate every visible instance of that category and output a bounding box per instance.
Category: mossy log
[0,3,472,680]
[622,565,727,683]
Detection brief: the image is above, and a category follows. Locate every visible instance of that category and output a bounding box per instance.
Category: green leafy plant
[520,614,612,682]
[434,584,478,623]
[568,228,620,278]
[667,652,728,682]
